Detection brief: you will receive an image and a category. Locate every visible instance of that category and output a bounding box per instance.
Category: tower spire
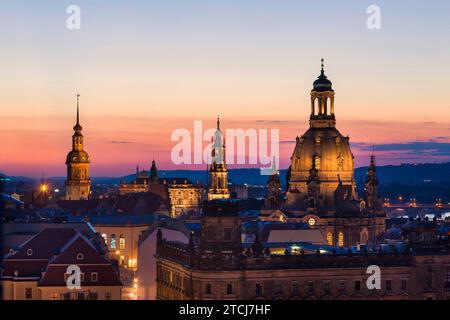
[217,116,220,130]
[321,58,324,74]
[76,93,80,125]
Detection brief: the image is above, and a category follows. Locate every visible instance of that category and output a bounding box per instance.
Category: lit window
[338,231,344,247]
[101,233,107,245]
[326,232,333,245]
[50,293,58,300]
[105,292,112,300]
[110,234,116,249]
[119,235,125,250]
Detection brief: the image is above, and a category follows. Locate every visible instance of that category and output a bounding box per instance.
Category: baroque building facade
[65,95,91,200]
[118,160,203,217]
[156,200,450,300]
[281,61,385,247]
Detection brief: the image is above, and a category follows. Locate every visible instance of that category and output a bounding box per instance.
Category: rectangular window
[386,280,392,291]
[226,283,233,295]
[223,228,232,241]
[308,281,314,292]
[119,237,126,250]
[324,281,331,293]
[205,283,212,295]
[445,268,450,289]
[275,283,282,294]
[91,272,98,282]
[50,293,59,300]
[89,292,98,300]
[354,280,361,291]
[25,288,32,299]
[292,282,299,293]
[339,280,346,291]
[105,292,112,300]
[80,273,85,282]
[255,283,263,296]
[61,293,71,300]
[77,292,85,300]
[401,279,407,291]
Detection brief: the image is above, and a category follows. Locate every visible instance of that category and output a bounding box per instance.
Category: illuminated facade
[284,61,386,247]
[118,160,203,217]
[207,117,230,201]
[65,94,91,200]
[156,201,450,300]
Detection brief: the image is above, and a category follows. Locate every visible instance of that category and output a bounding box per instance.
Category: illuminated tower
[364,155,379,210]
[207,117,230,200]
[65,94,91,200]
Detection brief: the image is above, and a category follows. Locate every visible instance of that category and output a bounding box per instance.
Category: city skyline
[1,0,450,177]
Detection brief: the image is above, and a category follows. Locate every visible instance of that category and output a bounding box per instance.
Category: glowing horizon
[1,1,450,177]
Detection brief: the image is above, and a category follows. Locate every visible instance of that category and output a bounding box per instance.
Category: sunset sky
[1,0,450,177]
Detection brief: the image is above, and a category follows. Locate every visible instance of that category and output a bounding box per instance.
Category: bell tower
[207,117,230,200]
[310,59,336,129]
[65,94,91,200]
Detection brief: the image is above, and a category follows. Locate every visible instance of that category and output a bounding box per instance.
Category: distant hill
[4,162,450,187]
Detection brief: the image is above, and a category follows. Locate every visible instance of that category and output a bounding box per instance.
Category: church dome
[66,150,90,164]
[290,128,354,179]
[312,59,333,92]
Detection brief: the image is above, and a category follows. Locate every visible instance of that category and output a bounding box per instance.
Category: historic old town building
[156,200,450,300]
[278,61,386,247]
[118,160,203,217]
[207,117,230,201]
[65,95,91,200]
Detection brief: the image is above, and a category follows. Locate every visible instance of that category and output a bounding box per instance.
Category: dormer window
[91,272,98,282]
[26,249,33,256]
[76,253,84,261]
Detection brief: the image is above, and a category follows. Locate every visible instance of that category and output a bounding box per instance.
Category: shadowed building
[156,200,450,300]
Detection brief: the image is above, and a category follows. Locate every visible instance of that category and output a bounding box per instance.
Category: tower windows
[338,231,344,247]
[326,232,333,245]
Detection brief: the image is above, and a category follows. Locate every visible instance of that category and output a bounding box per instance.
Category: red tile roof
[2,228,122,287]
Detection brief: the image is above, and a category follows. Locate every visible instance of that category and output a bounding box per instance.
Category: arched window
[110,234,116,249]
[119,234,125,250]
[326,232,333,246]
[361,232,368,244]
[77,253,84,261]
[338,231,344,247]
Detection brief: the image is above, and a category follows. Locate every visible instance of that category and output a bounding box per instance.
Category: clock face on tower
[308,218,316,226]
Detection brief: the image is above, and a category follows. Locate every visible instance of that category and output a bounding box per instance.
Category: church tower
[207,117,230,200]
[286,59,355,210]
[364,155,379,210]
[65,94,91,200]
[264,159,283,209]
[150,159,158,184]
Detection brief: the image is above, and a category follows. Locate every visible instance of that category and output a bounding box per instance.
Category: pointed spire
[76,93,80,125]
[321,58,324,75]
[217,116,220,130]
[73,93,83,132]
